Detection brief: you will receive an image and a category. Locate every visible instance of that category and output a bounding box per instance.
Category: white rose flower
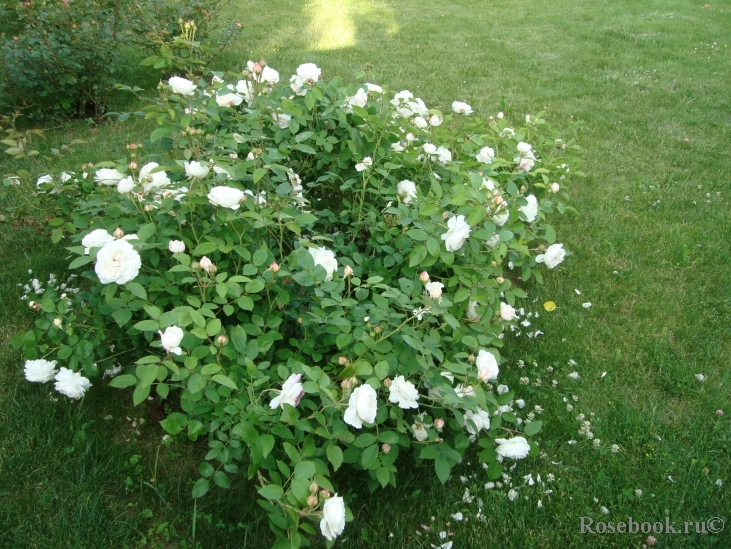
[159,326,184,355]
[535,243,566,269]
[500,302,517,321]
[413,116,428,129]
[54,367,92,399]
[272,112,291,129]
[476,349,499,381]
[364,82,383,93]
[519,195,539,222]
[253,65,279,85]
[464,408,491,435]
[495,436,531,460]
[422,143,437,157]
[235,80,255,103]
[216,92,243,107]
[95,239,141,285]
[476,146,495,163]
[413,98,428,117]
[290,63,321,95]
[244,189,267,205]
[486,233,500,249]
[184,161,210,179]
[550,182,560,193]
[343,384,377,428]
[343,88,368,113]
[396,180,417,203]
[455,384,476,398]
[139,162,171,193]
[95,168,125,186]
[412,422,429,442]
[117,176,135,194]
[309,247,338,281]
[168,76,196,96]
[496,384,509,395]
[452,101,473,115]
[518,157,535,171]
[429,114,443,127]
[441,214,470,252]
[391,90,419,117]
[425,281,444,301]
[320,494,346,541]
[208,186,245,210]
[355,157,372,172]
[270,373,304,409]
[493,210,509,227]
[36,174,54,189]
[389,375,420,409]
[517,141,533,156]
[391,141,405,152]
[168,240,186,253]
[82,228,114,254]
[24,359,59,382]
[436,146,452,165]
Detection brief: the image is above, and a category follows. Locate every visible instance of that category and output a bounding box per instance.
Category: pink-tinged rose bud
[493,195,504,205]
[307,495,318,507]
[341,379,350,389]
[343,265,354,277]
[496,276,505,284]
[53,318,62,327]
[217,335,228,346]
[253,62,262,73]
[208,264,217,274]
[128,143,136,150]
[383,377,392,387]
[128,161,137,170]
[381,443,391,454]
[550,182,560,193]
[13,36,19,42]
[199,256,213,272]
[269,261,279,273]
[717,410,724,416]
[468,354,475,362]
[113,227,124,239]
[144,204,154,212]
[374,326,381,334]
[420,271,430,283]
[338,356,349,366]
[319,489,330,500]
[434,418,444,431]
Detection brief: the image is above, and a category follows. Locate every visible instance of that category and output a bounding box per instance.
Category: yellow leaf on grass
[543,301,557,312]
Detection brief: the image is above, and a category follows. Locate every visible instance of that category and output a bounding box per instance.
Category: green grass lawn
[1,0,730,547]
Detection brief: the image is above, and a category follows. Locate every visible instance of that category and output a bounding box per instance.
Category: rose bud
[717,410,724,416]
[381,443,391,454]
[307,495,318,507]
[420,271,430,283]
[550,182,560,193]
[199,256,213,271]
[144,204,154,212]
[53,318,62,327]
[269,261,279,273]
[343,265,354,277]
[383,378,392,387]
[338,356,349,366]
[318,489,330,500]
[468,354,475,362]
[129,161,138,170]
[217,335,228,346]
[434,418,444,431]
[340,379,350,389]
[309,481,319,494]
[113,227,124,239]
[496,276,505,284]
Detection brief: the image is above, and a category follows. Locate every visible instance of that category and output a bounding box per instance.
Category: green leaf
[206,318,222,337]
[327,444,343,471]
[257,484,283,500]
[523,420,543,436]
[69,255,92,269]
[374,360,390,380]
[212,374,238,390]
[192,478,210,498]
[213,470,230,489]
[376,467,390,488]
[434,456,451,483]
[335,333,352,350]
[111,308,132,327]
[108,374,136,389]
[125,282,147,300]
[408,245,428,267]
[361,444,379,469]
[354,434,378,448]
[133,383,151,406]
[259,434,275,459]
[253,168,267,183]
[252,249,268,267]
[379,431,400,444]
[133,319,159,332]
[137,223,156,242]
[406,229,429,241]
[487,458,503,480]
[194,241,218,255]
[293,460,316,480]
[230,325,247,353]
[160,412,188,435]
[199,462,215,478]
[453,287,470,303]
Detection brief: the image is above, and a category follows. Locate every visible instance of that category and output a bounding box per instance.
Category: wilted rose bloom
[425,281,444,301]
[117,176,135,193]
[519,195,538,222]
[495,436,531,459]
[169,240,185,253]
[270,373,304,409]
[485,233,500,249]
[320,494,346,541]
[81,228,114,254]
[500,302,517,321]
[159,326,184,355]
[95,168,125,186]
[168,76,196,96]
[441,214,470,252]
[208,186,246,210]
[139,162,171,193]
[429,114,443,127]
[216,92,243,107]
[389,375,420,409]
[54,367,92,399]
[344,384,377,428]
[412,421,429,441]
[464,408,491,435]
[397,180,417,203]
[452,101,473,115]
[95,240,141,284]
[476,349,499,381]
[272,112,291,129]
[476,146,495,163]
[413,116,428,129]
[309,247,338,281]
[24,359,59,382]
[466,300,479,320]
[184,161,210,179]
[455,384,476,398]
[535,243,566,269]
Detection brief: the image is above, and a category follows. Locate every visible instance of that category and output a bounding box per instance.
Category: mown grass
[1,0,730,547]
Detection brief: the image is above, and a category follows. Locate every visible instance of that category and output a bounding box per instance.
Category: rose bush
[11,62,582,547]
